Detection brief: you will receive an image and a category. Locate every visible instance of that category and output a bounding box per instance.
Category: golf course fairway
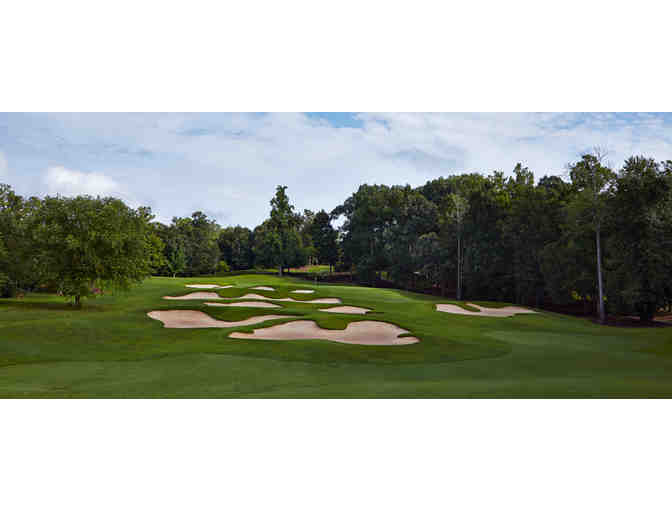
[1,274,671,398]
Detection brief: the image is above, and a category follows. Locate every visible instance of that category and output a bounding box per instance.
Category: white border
[3,400,671,509]
[2,1,671,111]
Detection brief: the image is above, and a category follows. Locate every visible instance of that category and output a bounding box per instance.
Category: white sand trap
[185,284,232,289]
[205,301,281,309]
[436,303,537,317]
[147,310,292,329]
[251,286,275,291]
[319,306,371,315]
[291,289,315,294]
[230,320,419,346]
[163,292,224,300]
[222,293,341,304]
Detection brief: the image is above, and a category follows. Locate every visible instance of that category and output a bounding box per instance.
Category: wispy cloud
[1,113,671,227]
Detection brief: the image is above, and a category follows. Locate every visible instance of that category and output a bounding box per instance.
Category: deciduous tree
[567,149,615,323]
[37,195,155,306]
[606,157,672,321]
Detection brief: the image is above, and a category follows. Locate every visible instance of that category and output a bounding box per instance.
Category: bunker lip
[229,320,419,346]
[147,310,293,329]
[221,293,341,304]
[205,301,281,308]
[319,306,371,315]
[436,303,537,317]
[185,284,232,289]
[163,292,224,300]
[251,286,275,291]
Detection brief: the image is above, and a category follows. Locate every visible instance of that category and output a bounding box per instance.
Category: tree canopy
[36,195,155,306]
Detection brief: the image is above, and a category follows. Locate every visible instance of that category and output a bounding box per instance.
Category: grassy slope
[1,274,671,397]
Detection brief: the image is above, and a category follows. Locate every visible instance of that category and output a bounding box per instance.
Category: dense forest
[2,151,671,321]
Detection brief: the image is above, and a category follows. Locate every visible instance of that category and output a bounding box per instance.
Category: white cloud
[3,114,672,227]
[42,166,141,212]
[0,151,8,178]
[44,166,120,196]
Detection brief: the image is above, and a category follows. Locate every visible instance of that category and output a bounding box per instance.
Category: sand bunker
[230,320,419,346]
[221,293,341,304]
[147,310,292,329]
[319,306,371,315]
[251,286,276,291]
[436,303,537,317]
[291,290,315,294]
[163,292,224,300]
[185,284,232,289]
[205,301,281,309]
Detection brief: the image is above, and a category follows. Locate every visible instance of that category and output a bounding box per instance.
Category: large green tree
[218,226,255,270]
[184,211,221,276]
[154,222,188,277]
[567,150,615,323]
[606,157,672,321]
[140,210,168,275]
[385,189,438,289]
[37,195,155,306]
[296,209,317,266]
[539,177,594,310]
[501,166,570,306]
[333,184,401,283]
[418,173,511,300]
[266,186,307,275]
[164,212,220,276]
[308,210,338,271]
[0,184,42,296]
[253,220,283,270]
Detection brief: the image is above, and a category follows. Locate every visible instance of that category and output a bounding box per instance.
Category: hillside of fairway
[1,274,672,398]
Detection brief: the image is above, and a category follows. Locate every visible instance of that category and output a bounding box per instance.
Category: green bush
[216,261,231,275]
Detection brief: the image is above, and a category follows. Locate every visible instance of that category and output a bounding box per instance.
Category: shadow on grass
[0,299,109,313]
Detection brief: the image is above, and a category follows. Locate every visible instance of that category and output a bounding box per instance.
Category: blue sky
[1,112,671,227]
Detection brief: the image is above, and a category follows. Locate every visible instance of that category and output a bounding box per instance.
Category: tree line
[0,184,338,304]
[2,151,671,320]
[334,152,672,322]
[149,186,338,277]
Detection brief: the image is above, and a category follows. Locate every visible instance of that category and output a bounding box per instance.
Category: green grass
[1,274,672,397]
[289,265,331,274]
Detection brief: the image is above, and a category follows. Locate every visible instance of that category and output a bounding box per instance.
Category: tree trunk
[583,298,591,315]
[456,234,462,300]
[278,266,282,276]
[74,295,81,308]
[535,285,543,308]
[596,225,606,323]
[639,302,655,322]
